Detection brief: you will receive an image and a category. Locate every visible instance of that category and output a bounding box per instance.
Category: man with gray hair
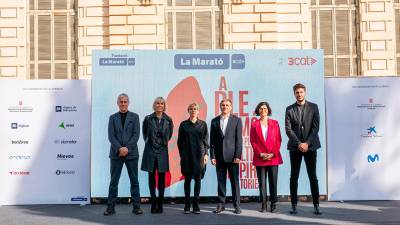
[104,93,143,215]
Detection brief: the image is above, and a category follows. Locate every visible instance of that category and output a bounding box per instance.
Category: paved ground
[0,201,399,225]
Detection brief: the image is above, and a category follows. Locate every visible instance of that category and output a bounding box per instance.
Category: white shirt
[220,114,230,135]
[261,124,268,141]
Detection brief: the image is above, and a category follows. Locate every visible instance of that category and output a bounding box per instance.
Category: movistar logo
[367,154,379,163]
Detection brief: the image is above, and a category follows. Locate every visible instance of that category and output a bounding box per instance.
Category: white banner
[0,80,91,205]
[326,77,400,200]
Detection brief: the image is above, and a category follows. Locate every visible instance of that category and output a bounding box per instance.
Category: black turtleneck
[119,111,128,128]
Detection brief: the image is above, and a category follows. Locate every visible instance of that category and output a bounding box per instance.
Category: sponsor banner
[0,80,91,205]
[92,50,326,197]
[326,77,400,200]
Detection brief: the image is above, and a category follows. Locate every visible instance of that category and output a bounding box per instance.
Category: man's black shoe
[314,204,322,215]
[132,207,143,215]
[213,204,225,213]
[270,203,277,213]
[234,207,242,214]
[103,207,115,216]
[290,204,297,214]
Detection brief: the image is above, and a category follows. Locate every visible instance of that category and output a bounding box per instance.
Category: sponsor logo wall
[326,77,400,200]
[91,50,326,197]
[0,80,91,205]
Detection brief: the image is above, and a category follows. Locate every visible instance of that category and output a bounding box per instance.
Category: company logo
[54,139,77,144]
[11,140,29,144]
[71,196,88,202]
[8,101,33,112]
[11,123,30,129]
[288,56,317,66]
[9,155,32,160]
[9,171,30,175]
[55,105,77,112]
[55,170,75,175]
[58,122,74,129]
[367,154,379,163]
[361,126,383,138]
[99,54,135,66]
[57,153,74,160]
[356,98,385,110]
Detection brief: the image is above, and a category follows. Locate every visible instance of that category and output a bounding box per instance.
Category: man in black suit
[210,99,243,214]
[104,93,143,216]
[285,83,322,215]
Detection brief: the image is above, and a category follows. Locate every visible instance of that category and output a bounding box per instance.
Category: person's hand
[298,143,309,152]
[119,147,128,157]
[233,158,241,164]
[260,153,267,161]
[265,153,274,160]
[204,155,209,164]
[211,159,216,165]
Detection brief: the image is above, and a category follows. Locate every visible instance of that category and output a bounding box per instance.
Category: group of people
[103,83,322,216]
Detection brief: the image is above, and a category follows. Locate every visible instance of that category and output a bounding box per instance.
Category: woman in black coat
[141,97,173,214]
[177,103,209,214]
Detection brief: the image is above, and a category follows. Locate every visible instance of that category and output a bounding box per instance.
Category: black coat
[140,112,174,173]
[210,114,243,163]
[285,101,321,151]
[177,119,209,177]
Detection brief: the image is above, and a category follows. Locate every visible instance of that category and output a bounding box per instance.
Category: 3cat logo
[288,56,317,66]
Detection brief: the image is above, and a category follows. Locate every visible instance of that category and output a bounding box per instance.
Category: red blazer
[250,118,283,166]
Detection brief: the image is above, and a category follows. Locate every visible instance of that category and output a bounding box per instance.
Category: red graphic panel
[163,76,207,188]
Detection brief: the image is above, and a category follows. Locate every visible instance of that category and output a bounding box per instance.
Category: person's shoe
[150,197,158,214]
[184,203,191,214]
[290,204,297,214]
[259,202,266,212]
[213,204,225,214]
[156,197,163,213]
[314,204,322,215]
[132,206,143,215]
[103,206,115,216]
[192,201,200,214]
[234,206,242,214]
[270,203,277,213]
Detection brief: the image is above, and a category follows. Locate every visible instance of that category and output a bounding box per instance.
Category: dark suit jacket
[108,111,140,159]
[210,114,243,163]
[285,101,321,151]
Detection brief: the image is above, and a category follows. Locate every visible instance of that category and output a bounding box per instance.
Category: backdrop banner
[326,77,400,200]
[0,80,91,205]
[91,50,326,197]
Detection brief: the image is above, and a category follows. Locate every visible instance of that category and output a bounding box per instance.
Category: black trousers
[289,150,320,205]
[148,158,165,199]
[256,165,278,204]
[107,158,140,207]
[184,174,202,204]
[216,162,240,207]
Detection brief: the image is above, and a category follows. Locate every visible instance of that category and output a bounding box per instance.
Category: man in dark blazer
[104,93,143,216]
[210,99,243,214]
[285,83,322,215]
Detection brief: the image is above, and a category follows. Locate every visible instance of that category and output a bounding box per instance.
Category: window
[28,0,76,79]
[166,0,221,49]
[311,0,359,76]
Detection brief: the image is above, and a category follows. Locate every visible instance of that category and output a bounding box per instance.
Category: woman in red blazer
[250,101,283,213]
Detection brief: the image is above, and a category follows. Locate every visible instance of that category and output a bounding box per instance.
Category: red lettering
[239,91,248,117]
